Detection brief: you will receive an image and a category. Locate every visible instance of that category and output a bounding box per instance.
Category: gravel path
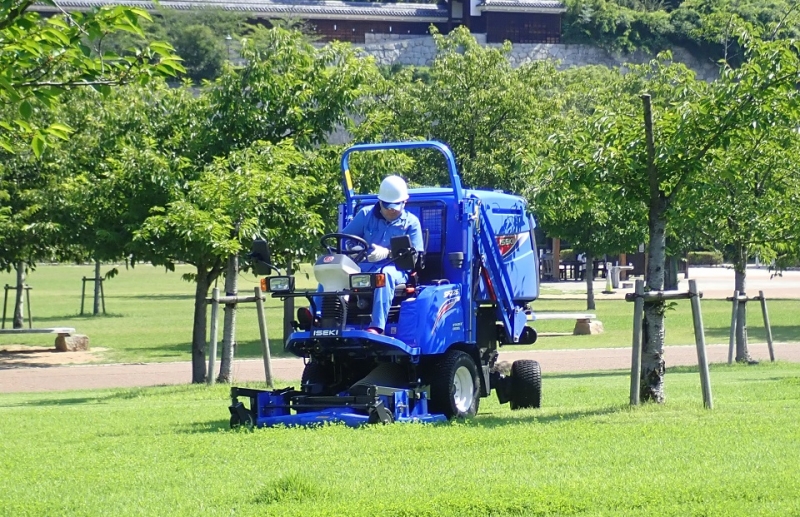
[1,342,797,394]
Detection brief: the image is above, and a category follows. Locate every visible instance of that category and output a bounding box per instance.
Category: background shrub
[687,251,723,266]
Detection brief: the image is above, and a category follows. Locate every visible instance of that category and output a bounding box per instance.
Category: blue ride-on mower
[229,141,542,428]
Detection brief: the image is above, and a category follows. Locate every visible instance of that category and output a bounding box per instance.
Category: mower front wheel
[429,350,480,419]
[301,361,334,394]
[230,412,254,430]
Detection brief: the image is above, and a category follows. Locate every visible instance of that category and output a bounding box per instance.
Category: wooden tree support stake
[726,290,775,363]
[627,279,713,408]
[206,287,273,387]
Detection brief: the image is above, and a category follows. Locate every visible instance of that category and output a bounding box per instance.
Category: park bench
[526,312,603,335]
[0,327,88,351]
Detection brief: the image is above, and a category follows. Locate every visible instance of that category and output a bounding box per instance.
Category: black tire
[301,362,334,395]
[509,360,542,410]
[230,412,254,429]
[428,350,480,419]
[296,362,335,414]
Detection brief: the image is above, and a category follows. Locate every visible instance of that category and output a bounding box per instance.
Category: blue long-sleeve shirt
[342,205,424,255]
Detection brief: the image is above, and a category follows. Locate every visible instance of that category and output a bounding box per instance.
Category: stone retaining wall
[359,33,719,82]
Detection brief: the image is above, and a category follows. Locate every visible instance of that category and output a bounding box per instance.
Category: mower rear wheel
[509,359,541,410]
[429,350,480,419]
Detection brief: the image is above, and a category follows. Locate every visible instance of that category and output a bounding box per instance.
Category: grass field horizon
[1,263,798,365]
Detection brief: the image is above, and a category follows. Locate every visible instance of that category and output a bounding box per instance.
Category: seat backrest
[404,201,447,284]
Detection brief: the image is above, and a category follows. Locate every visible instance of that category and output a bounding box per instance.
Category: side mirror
[249,239,277,276]
[390,235,417,271]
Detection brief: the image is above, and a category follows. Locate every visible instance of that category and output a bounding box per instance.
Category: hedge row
[687,251,723,266]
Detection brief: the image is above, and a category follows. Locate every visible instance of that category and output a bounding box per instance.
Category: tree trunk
[585,253,595,310]
[93,260,102,315]
[283,260,294,342]
[217,254,239,383]
[191,267,211,384]
[13,262,24,329]
[641,212,667,403]
[640,94,666,404]
[733,245,753,363]
[684,250,690,279]
[664,255,679,291]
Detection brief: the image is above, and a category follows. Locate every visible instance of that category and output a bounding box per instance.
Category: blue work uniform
[341,204,424,331]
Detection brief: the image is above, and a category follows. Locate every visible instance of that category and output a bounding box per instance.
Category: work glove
[367,244,390,262]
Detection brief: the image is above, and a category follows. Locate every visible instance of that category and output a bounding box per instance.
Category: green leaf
[19,100,33,120]
[148,42,174,55]
[46,17,70,29]
[31,133,45,158]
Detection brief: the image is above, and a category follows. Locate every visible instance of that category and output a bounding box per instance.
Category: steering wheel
[320,233,369,262]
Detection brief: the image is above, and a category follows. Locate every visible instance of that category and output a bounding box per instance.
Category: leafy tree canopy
[0,0,183,154]
[562,0,800,61]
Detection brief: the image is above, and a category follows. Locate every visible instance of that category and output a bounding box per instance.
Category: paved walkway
[1,343,796,393]
[542,265,800,300]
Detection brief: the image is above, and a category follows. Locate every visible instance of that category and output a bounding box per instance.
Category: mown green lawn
[1,362,798,516]
[1,264,798,363]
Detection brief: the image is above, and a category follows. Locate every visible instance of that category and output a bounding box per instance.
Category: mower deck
[229,385,447,428]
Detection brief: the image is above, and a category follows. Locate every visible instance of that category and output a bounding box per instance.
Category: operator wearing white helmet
[341,175,424,334]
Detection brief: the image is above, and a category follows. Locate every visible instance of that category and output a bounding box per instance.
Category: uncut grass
[1,363,799,516]
[1,264,798,363]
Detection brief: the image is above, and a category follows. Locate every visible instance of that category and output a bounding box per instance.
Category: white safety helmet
[378,175,409,205]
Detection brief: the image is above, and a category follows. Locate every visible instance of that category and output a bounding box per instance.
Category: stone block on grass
[55,334,90,352]
[573,319,604,335]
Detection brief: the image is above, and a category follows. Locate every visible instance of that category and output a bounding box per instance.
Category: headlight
[266,276,294,293]
[350,273,386,291]
[350,274,373,289]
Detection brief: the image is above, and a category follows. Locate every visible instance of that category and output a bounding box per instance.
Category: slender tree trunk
[642,212,667,403]
[191,267,211,384]
[283,260,294,342]
[733,244,753,363]
[585,253,595,310]
[641,94,666,403]
[664,255,679,291]
[93,260,101,315]
[13,262,24,329]
[217,254,239,383]
[684,250,690,279]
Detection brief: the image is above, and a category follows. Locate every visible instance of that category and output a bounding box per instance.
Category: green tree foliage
[129,28,376,382]
[94,9,248,84]
[569,33,800,401]
[355,26,560,194]
[0,0,183,154]
[0,120,59,272]
[535,66,648,309]
[562,0,674,53]
[46,83,199,266]
[562,0,800,61]
[678,45,800,361]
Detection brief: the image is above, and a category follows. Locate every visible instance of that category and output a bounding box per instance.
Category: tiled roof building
[35,0,566,43]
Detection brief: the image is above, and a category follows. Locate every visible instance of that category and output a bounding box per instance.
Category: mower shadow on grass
[543,370,627,380]
[180,420,236,434]
[472,405,627,428]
